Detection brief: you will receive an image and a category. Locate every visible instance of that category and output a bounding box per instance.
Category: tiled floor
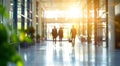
[15,40,120,66]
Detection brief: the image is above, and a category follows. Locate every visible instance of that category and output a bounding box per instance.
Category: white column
[32,0,36,35]
[108,0,115,51]
[39,2,43,37]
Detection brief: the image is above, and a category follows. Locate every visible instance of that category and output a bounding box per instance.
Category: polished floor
[11,39,120,66]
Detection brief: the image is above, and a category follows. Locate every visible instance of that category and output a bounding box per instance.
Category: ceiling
[39,0,86,10]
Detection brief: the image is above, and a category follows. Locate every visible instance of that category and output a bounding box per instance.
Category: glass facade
[9,0,33,30]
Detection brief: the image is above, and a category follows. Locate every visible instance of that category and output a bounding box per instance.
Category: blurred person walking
[70,25,77,47]
[58,27,63,42]
[52,26,57,44]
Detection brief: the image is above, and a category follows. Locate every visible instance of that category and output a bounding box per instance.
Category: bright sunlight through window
[44,6,82,18]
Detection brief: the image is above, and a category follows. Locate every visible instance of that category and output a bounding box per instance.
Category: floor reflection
[16,40,110,66]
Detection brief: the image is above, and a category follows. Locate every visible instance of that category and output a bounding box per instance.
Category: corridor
[15,40,120,66]
[0,0,120,66]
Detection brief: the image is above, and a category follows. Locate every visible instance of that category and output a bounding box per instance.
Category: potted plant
[0,4,23,66]
[27,26,35,45]
[19,29,32,48]
[36,34,40,43]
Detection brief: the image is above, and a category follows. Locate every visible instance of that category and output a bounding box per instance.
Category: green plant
[36,34,40,40]
[0,3,23,66]
[0,23,23,66]
[36,34,40,43]
[27,26,35,38]
[28,27,35,34]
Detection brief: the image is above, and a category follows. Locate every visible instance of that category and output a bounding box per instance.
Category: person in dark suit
[71,25,77,40]
[58,27,63,42]
[70,25,77,47]
[52,26,57,44]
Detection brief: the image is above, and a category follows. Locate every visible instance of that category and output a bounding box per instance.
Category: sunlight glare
[24,53,28,61]
[66,6,82,18]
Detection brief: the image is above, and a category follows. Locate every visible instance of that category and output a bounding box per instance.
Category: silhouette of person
[70,25,77,46]
[58,27,63,42]
[52,26,57,44]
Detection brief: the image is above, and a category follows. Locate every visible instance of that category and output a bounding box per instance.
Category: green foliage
[0,4,9,18]
[10,32,18,43]
[36,34,40,39]
[0,24,8,43]
[27,26,35,39]
[0,3,23,66]
[0,4,5,16]
[0,24,23,66]
[0,42,23,66]
[28,27,35,34]
[24,36,32,43]
[19,29,32,44]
